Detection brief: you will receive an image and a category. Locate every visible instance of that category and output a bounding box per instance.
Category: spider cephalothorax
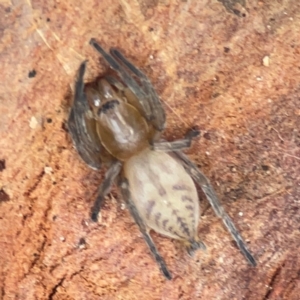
[68,38,256,279]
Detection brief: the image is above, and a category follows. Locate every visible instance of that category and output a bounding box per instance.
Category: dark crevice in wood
[48,277,65,300]
[262,263,284,300]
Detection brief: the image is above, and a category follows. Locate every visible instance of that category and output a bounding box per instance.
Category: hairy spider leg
[91,161,122,222]
[173,151,257,266]
[89,39,153,122]
[151,128,200,151]
[119,177,172,280]
[110,48,166,131]
[68,61,102,170]
[104,75,126,91]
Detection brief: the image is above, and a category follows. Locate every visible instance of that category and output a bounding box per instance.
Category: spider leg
[110,48,166,131]
[89,39,153,121]
[118,177,172,280]
[68,61,102,170]
[174,151,257,267]
[91,161,122,222]
[151,128,200,151]
[187,240,206,257]
[105,75,126,91]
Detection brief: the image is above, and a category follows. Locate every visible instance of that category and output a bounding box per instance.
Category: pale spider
[68,38,256,279]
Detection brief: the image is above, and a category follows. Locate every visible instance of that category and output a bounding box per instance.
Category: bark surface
[0,0,299,299]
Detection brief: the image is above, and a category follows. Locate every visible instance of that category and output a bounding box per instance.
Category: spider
[68,38,256,279]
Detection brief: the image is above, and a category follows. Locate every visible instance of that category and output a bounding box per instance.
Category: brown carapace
[68,38,256,279]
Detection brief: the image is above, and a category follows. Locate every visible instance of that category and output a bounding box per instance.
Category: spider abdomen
[124,149,200,243]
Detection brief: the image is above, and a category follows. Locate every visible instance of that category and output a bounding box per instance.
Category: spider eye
[93,98,101,107]
[85,87,102,109]
[98,99,120,115]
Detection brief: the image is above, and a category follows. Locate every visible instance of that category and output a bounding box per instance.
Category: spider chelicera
[68,38,256,279]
